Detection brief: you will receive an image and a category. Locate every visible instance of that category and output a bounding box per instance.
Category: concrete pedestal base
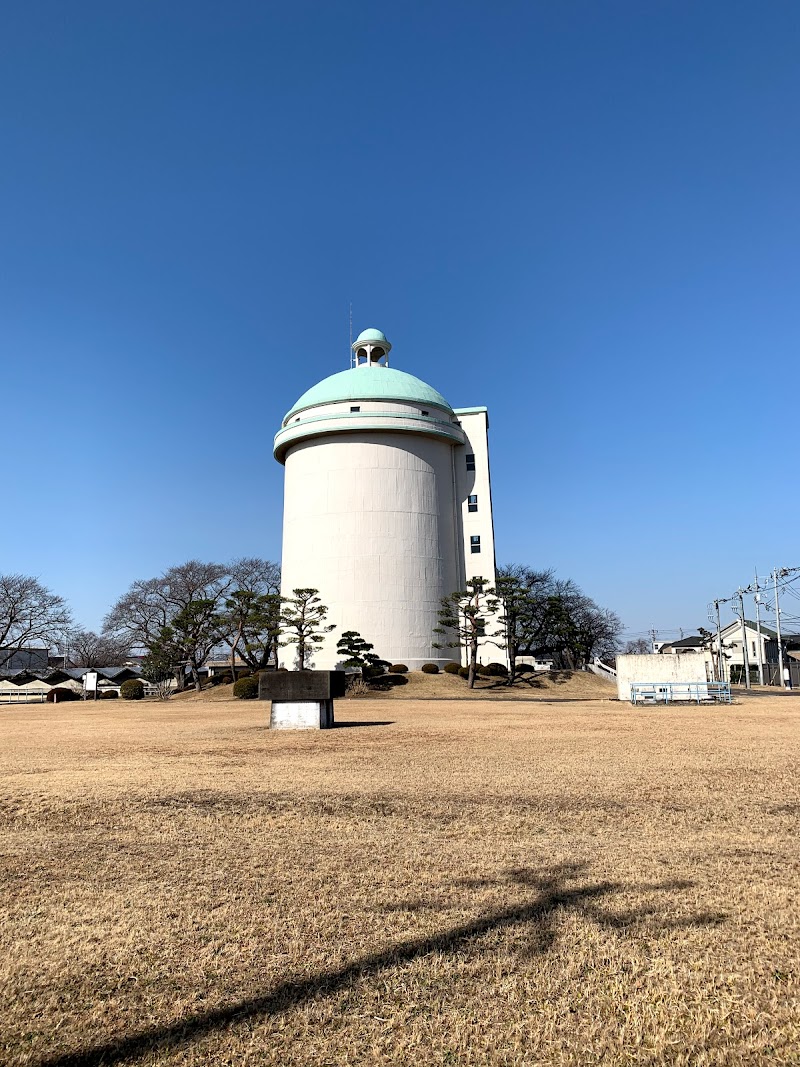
[269,699,334,730]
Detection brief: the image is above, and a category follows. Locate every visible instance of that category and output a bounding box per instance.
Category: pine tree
[434,577,499,689]
[279,588,335,669]
[336,630,390,679]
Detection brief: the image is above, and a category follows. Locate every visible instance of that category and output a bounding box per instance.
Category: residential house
[659,621,777,682]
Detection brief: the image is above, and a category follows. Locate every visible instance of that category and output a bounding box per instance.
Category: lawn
[1,691,799,1065]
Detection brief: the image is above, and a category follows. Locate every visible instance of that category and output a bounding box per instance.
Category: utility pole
[771,566,800,688]
[735,589,751,689]
[709,597,731,682]
[774,568,785,689]
[752,571,765,686]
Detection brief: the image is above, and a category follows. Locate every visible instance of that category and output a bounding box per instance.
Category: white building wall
[280,431,461,670]
[452,407,500,665]
[453,408,496,587]
[713,623,770,672]
[616,653,710,702]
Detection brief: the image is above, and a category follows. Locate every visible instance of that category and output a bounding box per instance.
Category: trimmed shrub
[46,687,79,703]
[443,662,461,674]
[458,666,470,679]
[233,676,259,700]
[421,663,439,674]
[363,665,386,680]
[389,664,409,674]
[100,690,119,699]
[120,679,145,701]
[477,664,492,676]
[485,662,508,677]
[515,663,535,674]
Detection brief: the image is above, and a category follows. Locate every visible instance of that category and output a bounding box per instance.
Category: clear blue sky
[2,1,798,640]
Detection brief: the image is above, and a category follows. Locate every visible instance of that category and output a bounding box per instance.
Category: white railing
[589,658,617,680]
[630,681,731,705]
[0,690,49,704]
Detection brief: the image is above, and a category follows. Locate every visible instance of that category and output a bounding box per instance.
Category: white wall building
[274,328,496,670]
[616,653,710,702]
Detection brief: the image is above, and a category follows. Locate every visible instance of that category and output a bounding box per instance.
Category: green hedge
[233,676,259,699]
[46,687,79,703]
[120,679,145,700]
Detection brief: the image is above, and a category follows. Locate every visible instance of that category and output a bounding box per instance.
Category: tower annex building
[274,328,496,670]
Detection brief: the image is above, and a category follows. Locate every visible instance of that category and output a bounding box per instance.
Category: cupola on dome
[352,326,392,366]
[355,328,388,344]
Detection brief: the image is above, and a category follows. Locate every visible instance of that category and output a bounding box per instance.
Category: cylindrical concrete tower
[274,328,467,670]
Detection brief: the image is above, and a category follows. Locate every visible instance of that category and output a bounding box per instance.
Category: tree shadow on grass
[35,862,725,1067]
[369,675,409,692]
[332,720,395,728]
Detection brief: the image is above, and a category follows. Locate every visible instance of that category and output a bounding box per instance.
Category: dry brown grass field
[2,684,799,1066]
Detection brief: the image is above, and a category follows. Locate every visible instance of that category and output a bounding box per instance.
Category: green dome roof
[284,367,454,421]
[355,327,388,344]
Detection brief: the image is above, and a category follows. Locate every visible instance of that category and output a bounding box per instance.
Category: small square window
[466,453,476,472]
[468,494,478,513]
[470,535,481,554]
[350,406,361,413]
[420,409,429,416]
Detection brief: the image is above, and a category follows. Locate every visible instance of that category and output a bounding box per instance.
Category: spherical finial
[352,327,391,367]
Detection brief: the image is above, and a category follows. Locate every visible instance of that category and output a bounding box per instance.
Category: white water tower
[274,328,496,669]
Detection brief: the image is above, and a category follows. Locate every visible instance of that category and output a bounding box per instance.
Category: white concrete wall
[616,653,710,702]
[280,431,461,670]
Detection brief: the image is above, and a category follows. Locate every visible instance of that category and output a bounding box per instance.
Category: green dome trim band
[284,367,454,423]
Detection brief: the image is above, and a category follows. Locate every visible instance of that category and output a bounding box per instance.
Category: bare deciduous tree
[622,637,652,655]
[494,565,623,675]
[104,559,282,690]
[229,557,280,596]
[65,629,131,667]
[215,558,282,676]
[495,566,556,684]
[104,561,232,691]
[0,574,72,671]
